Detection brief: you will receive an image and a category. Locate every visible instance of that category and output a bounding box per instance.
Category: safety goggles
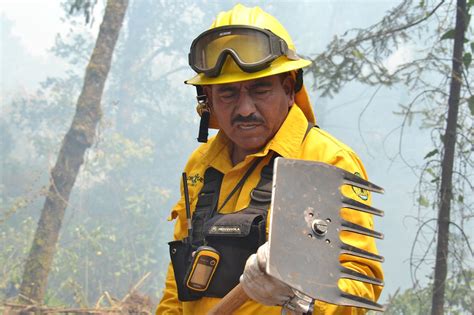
[189,25,299,77]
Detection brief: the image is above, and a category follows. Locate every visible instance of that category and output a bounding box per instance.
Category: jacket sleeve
[313,149,384,315]
[155,203,187,315]
[155,176,187,315]
[156,147,205,315]
[156,195,188,314]
[156,263,183,315]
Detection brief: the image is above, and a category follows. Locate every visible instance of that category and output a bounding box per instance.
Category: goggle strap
[286,49,299,60]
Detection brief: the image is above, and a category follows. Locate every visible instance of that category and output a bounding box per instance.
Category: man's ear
[282,75,295,107]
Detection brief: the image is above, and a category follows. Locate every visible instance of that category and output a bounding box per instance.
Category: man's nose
[234,90,257,117]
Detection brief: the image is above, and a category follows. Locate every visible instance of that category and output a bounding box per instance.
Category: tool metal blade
[267,158,385,312]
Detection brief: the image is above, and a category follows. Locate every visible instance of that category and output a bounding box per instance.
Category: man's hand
[240,242,293,306]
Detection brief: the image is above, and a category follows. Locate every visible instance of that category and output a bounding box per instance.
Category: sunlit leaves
[351,49,364,59]
[418,195,430,207]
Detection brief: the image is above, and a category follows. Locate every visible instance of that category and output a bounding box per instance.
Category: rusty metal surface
[267,158,385,311]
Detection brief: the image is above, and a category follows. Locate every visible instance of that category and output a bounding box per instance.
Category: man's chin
[234,138,266,154]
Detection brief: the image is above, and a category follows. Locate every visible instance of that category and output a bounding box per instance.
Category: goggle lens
[195,32,271,71]
[191,27,282,75]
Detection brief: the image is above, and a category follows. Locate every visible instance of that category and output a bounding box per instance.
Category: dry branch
[3,286,153,315]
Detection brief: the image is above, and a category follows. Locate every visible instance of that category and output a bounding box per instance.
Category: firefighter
[156,4,383,314]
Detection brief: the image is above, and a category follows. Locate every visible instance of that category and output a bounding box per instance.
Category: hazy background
[1,0,470,308]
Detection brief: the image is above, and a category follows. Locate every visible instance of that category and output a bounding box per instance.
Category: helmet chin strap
[194,69,304,143]
[196,85,210,143]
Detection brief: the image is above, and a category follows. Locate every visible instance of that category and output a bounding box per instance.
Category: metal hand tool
[209,158,385,314]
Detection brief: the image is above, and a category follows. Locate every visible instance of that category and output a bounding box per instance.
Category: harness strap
[191,167,223,245]
[246,155,278,214]
[216,157,263,214]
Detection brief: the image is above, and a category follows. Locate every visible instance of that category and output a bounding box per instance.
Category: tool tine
[342,196,384,217]
[339,292,385,312]
[341,220,384,239]
[343,172,384,194]
[340,266,384,286]
[341,243,384,262]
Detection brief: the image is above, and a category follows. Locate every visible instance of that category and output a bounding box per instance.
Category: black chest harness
[169,123,315,301]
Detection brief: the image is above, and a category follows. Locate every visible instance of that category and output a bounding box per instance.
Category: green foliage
[68,0,98,24]
[440,29,455,40]
[463,52,472,68]
[417,195,430,207]
[351,49,365,59]
[385,286,431,314]
[384,269,474,314]
[468,95,474,115]
[0,216,37,298]
[423,149,438,159]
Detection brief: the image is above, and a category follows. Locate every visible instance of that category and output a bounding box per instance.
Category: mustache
[231,114,264,125]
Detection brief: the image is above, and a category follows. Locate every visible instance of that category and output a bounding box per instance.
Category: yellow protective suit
[156,104,383,314]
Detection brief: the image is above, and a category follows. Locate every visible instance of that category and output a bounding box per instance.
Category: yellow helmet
[187,4,315,133]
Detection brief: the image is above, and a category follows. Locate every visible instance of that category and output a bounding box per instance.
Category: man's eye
[220,92,237,100]
[253,89,271,96]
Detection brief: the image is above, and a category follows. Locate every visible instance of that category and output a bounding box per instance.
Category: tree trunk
[430,0,466,314]
[19,0,128,304]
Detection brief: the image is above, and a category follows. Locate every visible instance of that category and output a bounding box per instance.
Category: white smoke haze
[1,0,471,309]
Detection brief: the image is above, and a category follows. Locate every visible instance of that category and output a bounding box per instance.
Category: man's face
[204,74,294,159]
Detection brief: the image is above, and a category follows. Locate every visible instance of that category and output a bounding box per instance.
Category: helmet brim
[185,57,311,86]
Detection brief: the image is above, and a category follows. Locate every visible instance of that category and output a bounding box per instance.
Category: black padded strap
[191,167,223,245]
[246,155,278,215]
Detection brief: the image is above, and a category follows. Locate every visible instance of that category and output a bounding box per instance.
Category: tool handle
[208,283,249,315]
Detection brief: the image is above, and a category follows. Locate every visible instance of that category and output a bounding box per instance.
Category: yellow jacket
[156,105,383,314]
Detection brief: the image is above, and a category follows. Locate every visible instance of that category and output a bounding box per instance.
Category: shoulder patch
[188,173,204,186]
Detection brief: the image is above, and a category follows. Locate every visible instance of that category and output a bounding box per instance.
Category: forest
[1,0,472,314]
